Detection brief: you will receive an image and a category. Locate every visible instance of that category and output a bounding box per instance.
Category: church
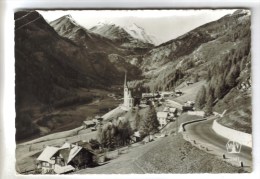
[122,72,134,110]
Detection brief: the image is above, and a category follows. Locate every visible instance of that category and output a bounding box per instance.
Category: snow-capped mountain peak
[123,23,159,45]
[97,20,115,26]
[63,14,79,26]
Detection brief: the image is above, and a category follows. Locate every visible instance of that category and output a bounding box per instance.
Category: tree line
[95,105,159,150]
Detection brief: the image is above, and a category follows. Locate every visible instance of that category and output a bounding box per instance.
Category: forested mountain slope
[15,11,121,141]
[134,10,251,132]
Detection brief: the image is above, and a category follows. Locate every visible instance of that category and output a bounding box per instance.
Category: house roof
[134,131,140,137]
[157,112,168,118]
[76,141,96,155]
[36,146,59,163]
[83,120,95,125]
[169,107,177,112]
[60,143,83,164]
[92,119,99,123]
[54,165,75,174]
[163,107,169,112]
[163,107,177,112]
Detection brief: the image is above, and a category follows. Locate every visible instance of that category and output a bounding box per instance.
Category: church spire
[124,71,127,87]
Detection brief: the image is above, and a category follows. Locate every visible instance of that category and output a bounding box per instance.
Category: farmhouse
[36,146,75,174]
[36,142,95,174]
[157,111,168,128]
[59,142,95,169]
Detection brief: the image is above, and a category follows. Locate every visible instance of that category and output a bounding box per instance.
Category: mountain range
[89,21,158,45]
[15,9,251,141]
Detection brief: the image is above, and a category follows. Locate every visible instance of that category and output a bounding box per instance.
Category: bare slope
[76,135,244,174]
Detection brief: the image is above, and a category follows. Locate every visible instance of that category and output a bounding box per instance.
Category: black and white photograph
[13,8,253,175]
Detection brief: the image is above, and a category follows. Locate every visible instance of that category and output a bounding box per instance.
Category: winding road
[183,117,252,171]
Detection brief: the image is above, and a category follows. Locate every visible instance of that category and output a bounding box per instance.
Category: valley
[17,87,122,143]
[14,9,252,174]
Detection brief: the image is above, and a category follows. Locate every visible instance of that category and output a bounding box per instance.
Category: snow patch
[123,23,159,45]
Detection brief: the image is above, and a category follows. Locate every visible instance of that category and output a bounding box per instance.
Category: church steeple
[122,71,133,110]
[124,71,127,88]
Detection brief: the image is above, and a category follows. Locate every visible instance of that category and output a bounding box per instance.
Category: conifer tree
[195,85,206,109]
[139,105,159,137]
[205,87,214,115]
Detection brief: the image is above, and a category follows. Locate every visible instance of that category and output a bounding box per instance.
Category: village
[10,9,253,176]
[15,73,209,175]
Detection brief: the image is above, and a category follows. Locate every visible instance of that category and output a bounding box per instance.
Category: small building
[36,146,75,174]
[187,110,205,117]
[83,121,96,129]
[131,131,141,143]
[185,101,195,107]
[139,104,148,108]
[36,146,60,174]
[163,107,178,117]
[157,112,168,128]
[160,91,174,98]
[140,99,147,105]
[186,81,193,86]
[182,106,194,112]
[142,93,155,99]
[168,107,178,117]
[59,143,95,170]
[175,90,183,96]
[92,116,103,123]
[36,142,96,174]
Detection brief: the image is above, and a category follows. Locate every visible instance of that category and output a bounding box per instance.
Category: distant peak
[132,23,144,30]
[59,14,73,20]
[97,20,115,26]
[65,14,72,18]
[60,14,79,26]
[232,9,251,16]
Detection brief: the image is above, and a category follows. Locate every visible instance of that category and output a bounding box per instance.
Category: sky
[38,9,237,45]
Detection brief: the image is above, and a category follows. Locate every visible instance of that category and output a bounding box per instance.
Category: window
[42,162,50,167]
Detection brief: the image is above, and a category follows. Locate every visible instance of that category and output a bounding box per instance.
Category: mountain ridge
[89,21,154,48]
[131,9,251,133]
[15,10,124,141]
